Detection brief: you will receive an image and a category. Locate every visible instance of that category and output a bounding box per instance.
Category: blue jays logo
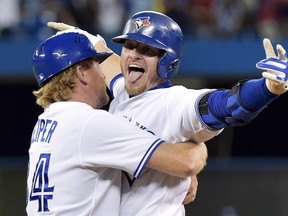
[132,16,150,30]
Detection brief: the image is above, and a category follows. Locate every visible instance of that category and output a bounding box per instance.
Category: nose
[129,48,141,59]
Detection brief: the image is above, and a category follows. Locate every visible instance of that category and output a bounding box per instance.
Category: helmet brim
[112,33,167,51]
[95,52,113,64]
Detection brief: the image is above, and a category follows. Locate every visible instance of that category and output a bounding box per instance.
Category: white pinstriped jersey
[109,76,222,216]
[26,101,163,216]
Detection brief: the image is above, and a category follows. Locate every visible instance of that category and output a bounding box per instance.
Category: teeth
[128,64,145,73]
[129,64,142,68]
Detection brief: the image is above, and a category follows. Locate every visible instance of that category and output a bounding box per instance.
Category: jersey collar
[149,80,172,91]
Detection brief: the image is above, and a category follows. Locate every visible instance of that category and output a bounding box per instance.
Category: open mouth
[129,65,145,73]
[127,65,145,83]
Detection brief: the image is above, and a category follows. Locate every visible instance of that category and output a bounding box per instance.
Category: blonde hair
[33,59,93,109]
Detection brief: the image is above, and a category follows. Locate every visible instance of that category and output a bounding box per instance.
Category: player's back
[26,101,122,216]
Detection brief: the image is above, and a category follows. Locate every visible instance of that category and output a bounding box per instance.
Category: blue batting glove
[256,57,288,83]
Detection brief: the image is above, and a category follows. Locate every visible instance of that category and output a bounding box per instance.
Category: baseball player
[26,31,208,216]
[47,11,288,216]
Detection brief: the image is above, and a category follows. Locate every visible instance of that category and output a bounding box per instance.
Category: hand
[194,142,208,175]
[183,175,198,204]
[47,22,106,47]
[256,38,288,94]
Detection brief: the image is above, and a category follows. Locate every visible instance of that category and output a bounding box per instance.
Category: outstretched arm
[47,22,121,89]
[199,38,287,129]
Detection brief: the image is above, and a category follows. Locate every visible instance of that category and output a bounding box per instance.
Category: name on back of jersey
[31,119,58,144]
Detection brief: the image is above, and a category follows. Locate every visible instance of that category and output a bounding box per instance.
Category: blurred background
[1,0,288,215]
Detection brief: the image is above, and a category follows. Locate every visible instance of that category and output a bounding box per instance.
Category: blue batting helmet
[32,32,112,85]
[112,11,183,80]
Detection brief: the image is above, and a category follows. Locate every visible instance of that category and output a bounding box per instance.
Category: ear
[76,65,88,84]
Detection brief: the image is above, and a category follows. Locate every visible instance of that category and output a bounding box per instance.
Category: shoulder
[158,85,213,98]
[110,74,125,98]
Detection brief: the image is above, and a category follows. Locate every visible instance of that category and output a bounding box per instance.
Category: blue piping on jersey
[149,80,172,90]
[123,171,136,187]
[133,138,164,178]
[110,73,123,98]
[123,168,151,188]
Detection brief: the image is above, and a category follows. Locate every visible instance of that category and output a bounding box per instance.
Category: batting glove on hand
[47,22,106,47]
[256,57,288,84]
[256,38,288,94]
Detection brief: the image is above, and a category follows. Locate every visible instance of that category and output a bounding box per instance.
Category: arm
[94,39,121,88]
[47,22,121,89]
[146,142,208,178]
[199,38,287,130]
[199,78,279,129]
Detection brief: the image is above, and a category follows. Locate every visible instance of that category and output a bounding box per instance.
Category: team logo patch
[38,73,44,81]
[132,16,150,30]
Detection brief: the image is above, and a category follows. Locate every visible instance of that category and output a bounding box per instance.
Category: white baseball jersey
[109,76,223,216]
[26,101,164,216]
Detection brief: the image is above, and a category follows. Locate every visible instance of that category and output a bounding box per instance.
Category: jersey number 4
[29,153,55,212]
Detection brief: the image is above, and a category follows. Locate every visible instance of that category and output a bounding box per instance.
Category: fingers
[260,38,288,94]
[263,38,287,60]
[262,72,280,83]
[47,22,75,31]
[276,44,287,61]
[263,38,276,58]
[182,175,198,204]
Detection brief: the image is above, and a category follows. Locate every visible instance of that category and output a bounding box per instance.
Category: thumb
[47,22,75,31]
[276,44,287,61]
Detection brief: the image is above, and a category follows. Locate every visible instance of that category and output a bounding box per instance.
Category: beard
[125,76,165,97]
[125,84,146,97]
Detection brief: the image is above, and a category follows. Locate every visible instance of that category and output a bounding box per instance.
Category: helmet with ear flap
[112,11,183,80]
[32,32,112,86]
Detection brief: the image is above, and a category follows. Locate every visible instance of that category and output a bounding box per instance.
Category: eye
[124,41,136,50]
[140,46,163,57]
